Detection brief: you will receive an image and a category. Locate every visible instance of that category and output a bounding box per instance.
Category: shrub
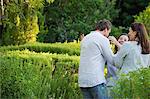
[112,67,150,99]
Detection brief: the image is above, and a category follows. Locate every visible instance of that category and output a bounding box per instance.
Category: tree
[135,4,150,38]
[2,0,54,45]
[0,0,5,42]
[38,0,119,43]
[113,0,149,27]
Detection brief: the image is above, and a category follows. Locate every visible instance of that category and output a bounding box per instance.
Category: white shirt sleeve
[148,56,150,66]
[100,38,114,64]
[114,42,130,68]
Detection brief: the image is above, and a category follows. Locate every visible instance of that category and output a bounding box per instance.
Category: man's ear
[103,28,107,35]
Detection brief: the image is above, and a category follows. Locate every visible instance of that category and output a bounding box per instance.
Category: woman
[107,34,129,85]
[107,23,150,98]
[114,22,150,74]
[106,34,129,96]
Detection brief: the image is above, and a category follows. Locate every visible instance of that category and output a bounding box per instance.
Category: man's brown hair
[95,19,112,31]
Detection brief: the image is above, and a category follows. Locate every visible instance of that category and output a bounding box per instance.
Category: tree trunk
[0,0,4,39]
[0,0,4,19]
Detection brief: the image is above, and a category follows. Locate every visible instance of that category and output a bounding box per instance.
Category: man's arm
[100,38,114,64]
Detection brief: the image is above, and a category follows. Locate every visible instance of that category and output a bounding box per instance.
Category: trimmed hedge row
[2,44,149,99]
[0,50,82,99]
[0,42,80,56]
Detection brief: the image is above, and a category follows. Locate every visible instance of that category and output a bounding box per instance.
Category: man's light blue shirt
[78,31,114,87]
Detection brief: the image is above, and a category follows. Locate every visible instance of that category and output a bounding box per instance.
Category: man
[78,19,114,99]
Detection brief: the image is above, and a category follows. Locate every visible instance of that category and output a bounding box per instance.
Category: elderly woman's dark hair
[131,22,150,54]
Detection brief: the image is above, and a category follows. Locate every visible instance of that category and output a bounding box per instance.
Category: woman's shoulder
[122,41,132,48]
[123,41,138,47]
[120,41,140,52]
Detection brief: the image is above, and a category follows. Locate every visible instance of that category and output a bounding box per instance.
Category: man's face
[104,28,111,37]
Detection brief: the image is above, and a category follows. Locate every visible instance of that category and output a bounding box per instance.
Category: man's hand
[108,36,117,44]
[108,36,122,50]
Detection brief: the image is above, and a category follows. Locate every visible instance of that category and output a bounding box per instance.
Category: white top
[141,54,150,68]
[78,31,114,87]
[114,41,150,74]
[106,63,118,87]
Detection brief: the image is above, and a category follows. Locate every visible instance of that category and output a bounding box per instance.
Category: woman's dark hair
[95,19,112,31]
[131,22,150,54]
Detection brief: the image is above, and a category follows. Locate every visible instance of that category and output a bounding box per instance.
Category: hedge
[0,42,80,56]
[0,50,82,99]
